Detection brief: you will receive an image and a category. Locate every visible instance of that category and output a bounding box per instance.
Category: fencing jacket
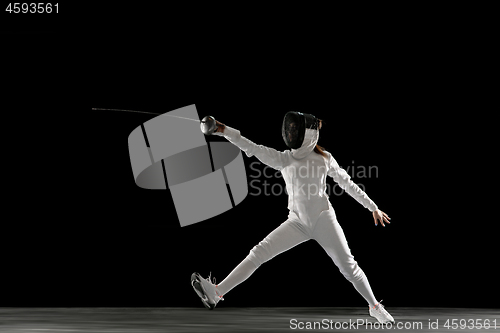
[215,126,378,225]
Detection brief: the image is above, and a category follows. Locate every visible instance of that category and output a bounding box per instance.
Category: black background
[2,5,494,308]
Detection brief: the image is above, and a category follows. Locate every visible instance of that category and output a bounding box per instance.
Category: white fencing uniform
[214,126,379,307]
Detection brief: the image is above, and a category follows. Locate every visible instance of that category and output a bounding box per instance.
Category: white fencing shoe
[191,272,224,310]
[369,302,395,324]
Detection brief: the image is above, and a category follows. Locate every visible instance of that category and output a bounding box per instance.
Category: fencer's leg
[217,216,309,296]
[216,258,257,296]
[312,208,378,307]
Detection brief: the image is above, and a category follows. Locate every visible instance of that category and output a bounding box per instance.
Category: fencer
[191,112,394,324]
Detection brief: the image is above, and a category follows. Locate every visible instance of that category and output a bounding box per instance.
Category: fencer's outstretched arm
[213,121,288,170]
[326,153,379,213]
[327,153,391,226]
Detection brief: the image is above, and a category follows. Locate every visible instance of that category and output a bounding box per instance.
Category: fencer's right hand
[214,120,226,134]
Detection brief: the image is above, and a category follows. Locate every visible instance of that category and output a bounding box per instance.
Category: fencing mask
[282,111,320,149]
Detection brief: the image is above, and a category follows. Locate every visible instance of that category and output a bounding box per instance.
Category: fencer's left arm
[327,154,379,212]
[214,125,288,170]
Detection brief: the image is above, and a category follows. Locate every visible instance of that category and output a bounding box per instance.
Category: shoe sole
[370,316,395,324]
[191,272,215,310]
[369,313,395,324]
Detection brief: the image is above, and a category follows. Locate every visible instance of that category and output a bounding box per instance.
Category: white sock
[216,258,258,296]
[350,268,378,308]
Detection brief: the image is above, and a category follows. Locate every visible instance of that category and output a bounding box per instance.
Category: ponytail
[314,144,327,158]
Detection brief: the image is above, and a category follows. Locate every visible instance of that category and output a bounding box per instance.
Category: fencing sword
[92,108,218,135]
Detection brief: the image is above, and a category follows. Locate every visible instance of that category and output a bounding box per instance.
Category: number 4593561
[6,3,59,14]
[444,319,498,329]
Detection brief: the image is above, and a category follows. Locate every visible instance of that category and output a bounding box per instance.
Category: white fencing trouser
[216,204,378,307]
